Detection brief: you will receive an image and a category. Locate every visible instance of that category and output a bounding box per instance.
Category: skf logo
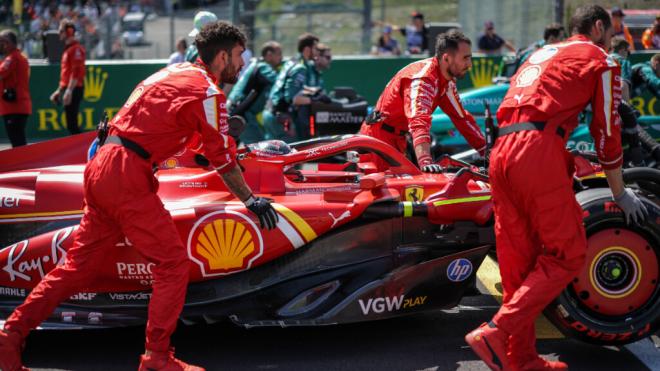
[84,66,108,102]
[469,59,499,88]
[404,186,424,202]
[447,258,473,282]
[358,295,428,315]
[69,292,96,301]
[187,210,264,277]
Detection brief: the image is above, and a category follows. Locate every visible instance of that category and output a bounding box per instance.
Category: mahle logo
[469,59,500,88]
[84,66,108,102]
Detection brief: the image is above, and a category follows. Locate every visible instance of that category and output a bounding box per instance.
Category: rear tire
[544,169,660,345]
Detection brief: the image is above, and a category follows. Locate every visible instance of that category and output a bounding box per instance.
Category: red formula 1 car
[0,133,658,346]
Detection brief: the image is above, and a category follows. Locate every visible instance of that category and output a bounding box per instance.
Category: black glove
[421,163,443,173]
[418,155,443,173]
[311,93,332,104]
[244,195,279,230]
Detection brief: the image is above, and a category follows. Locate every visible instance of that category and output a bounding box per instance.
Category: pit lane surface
[20,298,658,371]
[21,259,659,371]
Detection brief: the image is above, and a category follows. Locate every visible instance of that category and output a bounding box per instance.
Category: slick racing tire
[544,168,660,345]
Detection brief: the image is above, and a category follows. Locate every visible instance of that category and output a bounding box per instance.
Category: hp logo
[447,258,473,282]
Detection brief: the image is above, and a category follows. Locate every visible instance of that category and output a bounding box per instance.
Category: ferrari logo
[404,186,424,202]
[188,210,264,277]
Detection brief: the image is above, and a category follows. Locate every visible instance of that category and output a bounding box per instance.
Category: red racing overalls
[490,35,623,368]
[359,57,485,169]
[4,61,236,353]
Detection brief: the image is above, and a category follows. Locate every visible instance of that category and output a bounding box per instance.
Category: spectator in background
[611,7,635,51]
[477,20,515,55]
[0,30,31,147]
[372,25,401,56]
[185,10,217,62]
[641,15,660,50]
[110,39,124,60]
[379,12,428,54]
[168,37,187,65]
[399,12,428,54]
[610,37,632,101]
[50,19,85,135]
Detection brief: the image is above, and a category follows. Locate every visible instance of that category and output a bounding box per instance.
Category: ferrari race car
[0,133,658,346]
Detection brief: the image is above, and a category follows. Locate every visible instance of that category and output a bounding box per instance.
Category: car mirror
[359,173,385,190]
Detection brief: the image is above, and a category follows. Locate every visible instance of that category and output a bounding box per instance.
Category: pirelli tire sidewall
[544,178,660,346]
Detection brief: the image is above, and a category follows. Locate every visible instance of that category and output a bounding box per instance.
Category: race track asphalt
[21,258,659,371]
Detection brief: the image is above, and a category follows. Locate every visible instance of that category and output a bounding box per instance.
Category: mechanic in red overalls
[0,29,31,147]
[49,19,86,135]
[0,22,278,371]
[465,5,648,371]
[359,30,485,172]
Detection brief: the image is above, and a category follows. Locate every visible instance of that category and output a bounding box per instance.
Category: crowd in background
[0,0,161,59]
[371,8,660,57]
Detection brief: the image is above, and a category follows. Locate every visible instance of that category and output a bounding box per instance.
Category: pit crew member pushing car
[465,5,648,371]
[0,21,278,371]
[359,30,485,172]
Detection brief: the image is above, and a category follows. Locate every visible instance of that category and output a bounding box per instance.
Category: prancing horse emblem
[404,186,424,202]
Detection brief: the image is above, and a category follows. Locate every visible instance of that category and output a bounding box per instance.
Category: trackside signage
[6,53,656,141]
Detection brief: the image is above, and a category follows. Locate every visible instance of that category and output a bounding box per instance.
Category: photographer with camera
[0,30,31,147]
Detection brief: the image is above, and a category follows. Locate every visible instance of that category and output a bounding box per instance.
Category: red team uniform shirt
[369,57,486,153]
[498,34,623,169]
[59,41,85,88]
[0,49,31,115]
[108,61,236,173]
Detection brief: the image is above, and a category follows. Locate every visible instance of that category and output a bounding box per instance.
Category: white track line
[624,338,660,371]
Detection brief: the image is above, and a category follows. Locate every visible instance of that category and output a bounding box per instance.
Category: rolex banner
[7,53,658,141]
[22,61,163,140]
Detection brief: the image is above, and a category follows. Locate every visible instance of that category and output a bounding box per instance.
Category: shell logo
[164,158,178,169]
[187,210,264,277]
